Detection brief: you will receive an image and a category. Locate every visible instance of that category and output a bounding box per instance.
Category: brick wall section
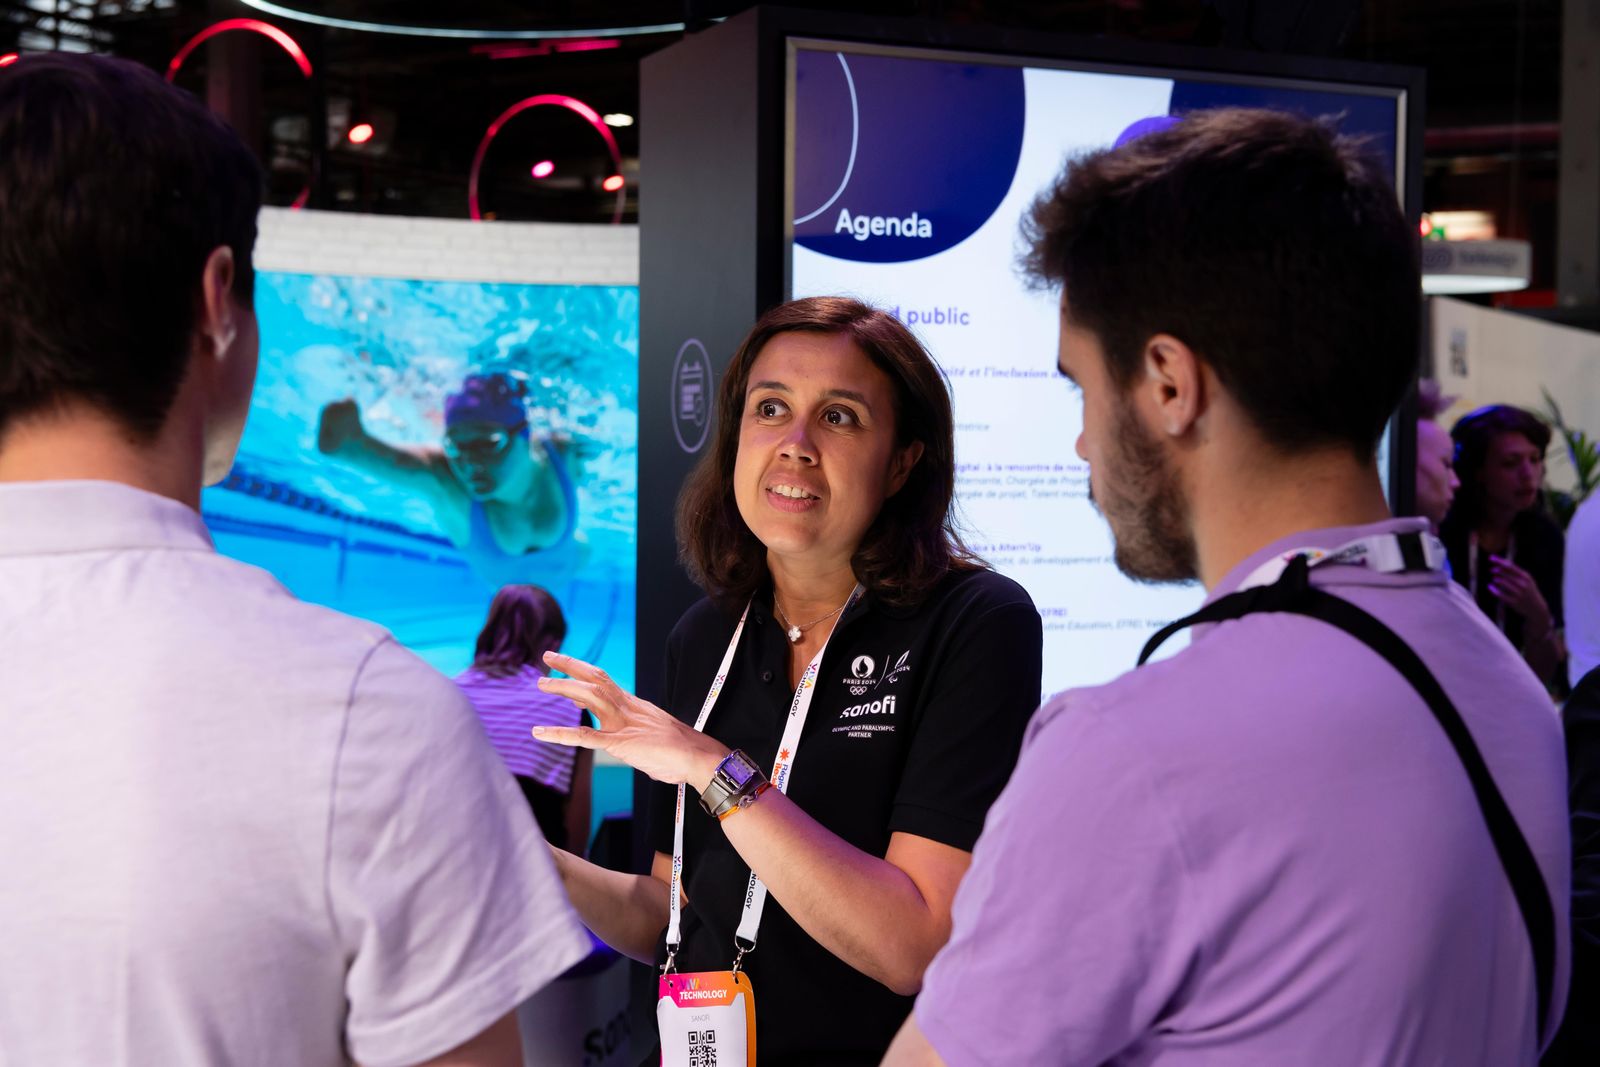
[254,207,640,286]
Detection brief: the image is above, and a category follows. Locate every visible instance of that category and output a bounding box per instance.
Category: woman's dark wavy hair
[1443,403,1552,530]
[675,297,985,611]
[471,585,567,678]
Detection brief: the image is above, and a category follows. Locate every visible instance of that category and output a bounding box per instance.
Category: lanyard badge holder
[657,585,864,1067]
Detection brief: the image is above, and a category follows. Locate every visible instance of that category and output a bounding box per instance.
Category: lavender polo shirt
[0,481,592,1067]
[916,518,1571,1066]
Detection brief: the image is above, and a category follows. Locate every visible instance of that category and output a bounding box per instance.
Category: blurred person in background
[1564,492,1599,691]
[1441,404,1565,688]
[455,584,593,852]
[1414,380,1460,532]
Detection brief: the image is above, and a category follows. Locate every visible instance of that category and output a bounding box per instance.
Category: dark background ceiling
[0,1,1568,285]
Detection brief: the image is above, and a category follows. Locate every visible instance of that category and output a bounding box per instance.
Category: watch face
[722,751,761,789]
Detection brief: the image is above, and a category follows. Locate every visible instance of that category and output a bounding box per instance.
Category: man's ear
[198,246,238,357]
[886,439,925,497]
[1139,333,1205,439]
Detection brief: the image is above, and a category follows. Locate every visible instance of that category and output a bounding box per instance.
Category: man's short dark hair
[0,53,262,440]
[1022,108,1419,460]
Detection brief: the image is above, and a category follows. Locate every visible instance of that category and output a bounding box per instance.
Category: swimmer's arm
[317,398,451,501]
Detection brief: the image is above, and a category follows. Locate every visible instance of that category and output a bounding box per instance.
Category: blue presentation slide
[790,46,1401,697]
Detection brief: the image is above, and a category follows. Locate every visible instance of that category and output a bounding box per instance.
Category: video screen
[788,43,1406,696]
[201,272,639,689]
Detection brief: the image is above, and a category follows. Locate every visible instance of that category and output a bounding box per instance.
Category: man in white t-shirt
[1566,492,1600,689]
[0,54,591,1066]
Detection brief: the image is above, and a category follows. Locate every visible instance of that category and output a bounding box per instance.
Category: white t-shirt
[1567,493,1600,689]
[0,480,593,1067]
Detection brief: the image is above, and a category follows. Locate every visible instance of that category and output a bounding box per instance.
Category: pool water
[201,272,639,689]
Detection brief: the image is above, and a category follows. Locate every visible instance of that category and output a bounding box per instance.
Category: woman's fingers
[531,724,608,750]
[544,650,608,684]
[537,676,618,726]
[543,651,642,717]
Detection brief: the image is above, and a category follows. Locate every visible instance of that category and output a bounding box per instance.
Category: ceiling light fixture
[603,113,635,128]
[531,160,555,179]
[237,1,686,40]
[166,18,312,80]
[602,174,626,193]
[348,123,375,145]
[469,95,625,224]
[166,19,315,209]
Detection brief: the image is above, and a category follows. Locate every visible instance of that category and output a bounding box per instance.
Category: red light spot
[348,123,375,145]
[0,53,19,67]
[531,159,555,179]
[555,39,621,54]
[602,174,625,192]
[1419,215,1433,237]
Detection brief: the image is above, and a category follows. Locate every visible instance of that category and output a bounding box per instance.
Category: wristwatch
[699,749,768,819]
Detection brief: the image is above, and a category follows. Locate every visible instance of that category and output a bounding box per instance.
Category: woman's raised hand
[533,651,729,789]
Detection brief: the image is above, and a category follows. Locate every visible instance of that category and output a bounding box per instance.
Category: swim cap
[445,372,529,430]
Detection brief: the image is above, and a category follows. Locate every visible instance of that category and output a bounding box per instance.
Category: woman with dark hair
[1440,404,1566,686]
[454,584,592,851]
[532,297,1042,1064]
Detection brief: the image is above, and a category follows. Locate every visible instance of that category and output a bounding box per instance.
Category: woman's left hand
[533,651,729,789]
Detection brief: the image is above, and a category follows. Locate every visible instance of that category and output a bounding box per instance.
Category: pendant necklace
[773,594,850,644]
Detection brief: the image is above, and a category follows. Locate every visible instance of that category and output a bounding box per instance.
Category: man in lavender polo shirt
[886,110,1570,1064]
[0,56,590,1065]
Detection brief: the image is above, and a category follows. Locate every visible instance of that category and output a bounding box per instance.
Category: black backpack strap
[1139,555,1557,1045]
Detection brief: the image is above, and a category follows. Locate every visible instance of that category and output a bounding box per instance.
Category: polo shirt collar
[0,479,214,557]
[1207,515,1442,605]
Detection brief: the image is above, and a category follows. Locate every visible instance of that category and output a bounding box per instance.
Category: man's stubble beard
[1089,398,1198,585]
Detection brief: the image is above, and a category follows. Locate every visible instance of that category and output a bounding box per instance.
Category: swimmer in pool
[317,371,583,587]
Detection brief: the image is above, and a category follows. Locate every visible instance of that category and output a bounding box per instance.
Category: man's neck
[0,399,204,510]
[1189,445,1392,591]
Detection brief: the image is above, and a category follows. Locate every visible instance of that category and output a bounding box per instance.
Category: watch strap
[698,749,765,817]
[717,780,772,822]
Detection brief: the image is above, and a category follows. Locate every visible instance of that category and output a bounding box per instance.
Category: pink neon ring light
[469,94,625,224]
[166,19,314,209]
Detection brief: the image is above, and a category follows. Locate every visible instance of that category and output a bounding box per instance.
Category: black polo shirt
[648,568,1043,1066]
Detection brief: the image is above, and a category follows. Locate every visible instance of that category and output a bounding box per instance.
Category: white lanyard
[665,584,864,970]
[1466,531,1515,631]
[1238,531,1447,592]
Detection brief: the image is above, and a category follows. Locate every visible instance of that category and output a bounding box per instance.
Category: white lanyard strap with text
[1238,531,1446,592]
[665,583,865,968]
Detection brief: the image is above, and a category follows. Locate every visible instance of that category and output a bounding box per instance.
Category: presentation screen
[201,272,639,688]
[787,41,1407,697]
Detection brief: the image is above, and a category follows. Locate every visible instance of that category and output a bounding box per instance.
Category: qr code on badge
[687,1028,717,1066]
